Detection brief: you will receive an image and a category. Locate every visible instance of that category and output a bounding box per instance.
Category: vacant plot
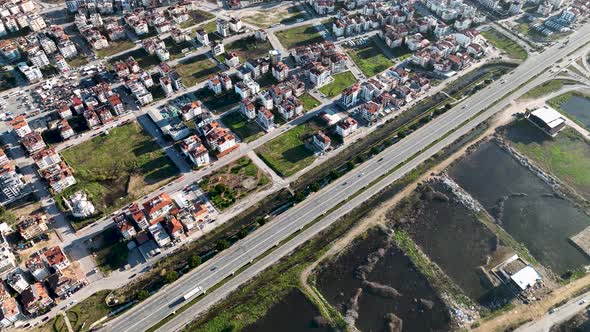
[520,79,577,99]
[32,290,113,332]
[225,36,273,62]
[0,68,16,91]
[503,120,590,200]
[58,122,178,227]
[241,5,306,28]
[256,119,326,177]
[95,40,135,58]
[222,111,264,143]
[345,40,393,77]
[175,54,220,87]
[481,28,527,61]
[194,87,241,114]
[89,227,129,273]
[200,157,270,210]
[319,71,357,97]
[164,37,193,60]
[111,48,159,69]
[300,93,321,111]
[275,24,325,49]
[179,10,215,29]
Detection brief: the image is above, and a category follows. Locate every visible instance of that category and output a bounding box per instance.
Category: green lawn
[89,227,128,273]
[200,157,270,210]
[242,5,305,28]
[67,56,90,69]
[481,28,527,61]
[256,120,326,177]
[179,10,215,29]
[224,36,273,62]
[222,111,265,143]
[275,24,325,49]
[163,37,193,60]
[194,88,241,114]
[175,54,220,87]
[111,48,160,69]
[503,120,590,200]
[319,71,357,98]
[58,122,179,228]
[95,40,136,58]
[299,93,321,111]
[520,79,577,99]
[345,40,393,77]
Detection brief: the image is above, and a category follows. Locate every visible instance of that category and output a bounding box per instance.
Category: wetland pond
[316,228,451,332]
[390,181,515,308]
[448,141,590,276]
[242,288,333,332]
[558,94,590,130]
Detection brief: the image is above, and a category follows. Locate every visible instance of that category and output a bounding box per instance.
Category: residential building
[21,132,46,154]
[148,222,171,247]
[0,164,25,202]
[10,116,32,138]
[180,135,210,167]
[32,148,61,170]
[211,41,225,57]
[239,98,256,119]
[0,149,7,166]
[229,17,243,32]
[6,271,28,294]
[20,282,53,315]
[179,101,202,121]
[17,214,48,241]
[114,213,136,240]
[225,52,240,67]
[129,203,149,229]
[25,255,50,281]
[216,19,230,37]
[58,120,75,141]
[335,117,358,138]
[143,192,175,220]
[47,265,86,299]
[276,96,303,121]
[312,131,331,152]
[17,62,42,82]
[272,61,289,82]
[0,297,21,328]
[340,84,361,108]
[196,29,209,45]
[361,101,380,123]
[43,246,70,271]
[257,107,274,130]
[165,217,184,240]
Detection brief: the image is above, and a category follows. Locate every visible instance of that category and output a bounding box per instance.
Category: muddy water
[395,182,512,307]
[449,141,590,275]
[316,229,451,332]
[559,95,590,129]
[242,288,333,332]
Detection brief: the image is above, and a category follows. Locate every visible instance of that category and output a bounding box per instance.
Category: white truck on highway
[182,286,203,301]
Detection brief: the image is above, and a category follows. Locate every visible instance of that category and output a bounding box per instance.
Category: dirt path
[476,274,590,332]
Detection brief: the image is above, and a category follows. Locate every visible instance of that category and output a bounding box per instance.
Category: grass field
[520,79,577,99]
[179,10,214,29]
[481,28,527,61]
[345,40,393,77]
[96,40,135,58]
[58,122,178,228]
[256,120,326,177]
[319,71,357,97]
[200,157,270,210]
[224,36,273,62]
[300,93,321,111]
[111,48,159,69]
[164,37,193,60]
[194,88,241,114]
[275,24,325,49]
[242,5,306,28]
[175,54,220,87]
[89,227,129,273]
[503,120,590,200]
[222,111,265,143]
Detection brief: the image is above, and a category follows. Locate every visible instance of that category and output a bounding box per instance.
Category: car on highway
[579,299,587,305]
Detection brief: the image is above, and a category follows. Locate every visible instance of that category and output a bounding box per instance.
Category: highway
[516,293,590,331]
[101,22,590,332]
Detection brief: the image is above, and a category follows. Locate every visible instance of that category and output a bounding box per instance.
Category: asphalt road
[101,22,590,332]
[516,293,590,331]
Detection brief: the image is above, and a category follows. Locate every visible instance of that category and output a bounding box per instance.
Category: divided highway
[102,23,590,332]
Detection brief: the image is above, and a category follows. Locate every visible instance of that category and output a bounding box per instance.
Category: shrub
[189,255,202,268]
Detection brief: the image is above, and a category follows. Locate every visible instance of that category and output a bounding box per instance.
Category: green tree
[309,182,320,192]
[164,270,178,283]
[136,290,150,301]
[329,170,340,180]
[216,240,230,251]
[189,255,202,269]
